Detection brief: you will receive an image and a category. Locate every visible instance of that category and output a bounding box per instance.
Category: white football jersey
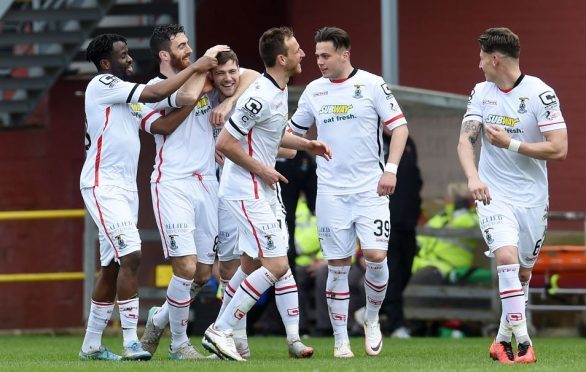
[290,69,407,194]
[146,74,217,183]
[463,74,566,206]
[219,73,289,200]
[80,74,159,191]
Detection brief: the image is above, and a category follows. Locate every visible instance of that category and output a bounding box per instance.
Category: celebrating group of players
[78,23,567,364]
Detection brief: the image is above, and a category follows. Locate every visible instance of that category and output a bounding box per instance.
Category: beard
[170,53,190,72]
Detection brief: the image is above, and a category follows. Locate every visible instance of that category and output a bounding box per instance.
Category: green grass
[0,335,584,371]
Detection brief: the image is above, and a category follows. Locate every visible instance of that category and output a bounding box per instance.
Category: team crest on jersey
[517,97,528,114]
[483,228,494,245]
[353,84,364,99]
[169,235,178,250]
[115,235,127,250]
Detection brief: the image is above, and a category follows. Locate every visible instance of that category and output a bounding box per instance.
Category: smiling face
[167,32,192,71]
[212,59,240,98]
[109,40,134,79]
[315,40,348,80]
[282,36,305,76]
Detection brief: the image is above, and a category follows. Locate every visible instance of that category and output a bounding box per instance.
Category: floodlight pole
[381,0,399,84]
[178,0,196,60]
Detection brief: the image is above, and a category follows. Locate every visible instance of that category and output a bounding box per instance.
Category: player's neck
[495,66,522,91]
[332,64,355,81]
[264,67,288,89]
[159,63,178,78]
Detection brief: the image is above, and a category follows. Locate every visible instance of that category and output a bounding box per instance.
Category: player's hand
[377,172,397,196]
[258,165,288,189]
[305,140,332,160]
[210,98,234,126]
[204,44,230,58]
[215,149,225,166]
[485,124,510,149]
[192,55,218,72]
[468,176,491,205]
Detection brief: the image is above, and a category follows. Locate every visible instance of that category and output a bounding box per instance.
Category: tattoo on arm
[462,120,482,145]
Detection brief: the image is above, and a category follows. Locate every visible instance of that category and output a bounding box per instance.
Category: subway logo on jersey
[485,114,519,127]
[319,104,353,115]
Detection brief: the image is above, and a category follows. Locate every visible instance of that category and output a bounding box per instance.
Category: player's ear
[342,50,350,60]
[277,54,286,67]
[159,50,169,62]
[99,58,110,71]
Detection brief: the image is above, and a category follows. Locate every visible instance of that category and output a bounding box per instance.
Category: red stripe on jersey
[330,77,349,83]
[141,110,158,131]
[92,187,118,259]
[538,121,565,127]
[247,130,259,199]
[243,278,262,298]
[94,106,111,186]
[241,201,263,257]
[155,136,167,183]
[154,183,170,257]
[384,114,405,125]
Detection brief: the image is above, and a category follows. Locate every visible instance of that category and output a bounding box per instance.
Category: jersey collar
[262,72,285,91]
[157,72,167,80]
[330,68,358,83]
[499,73,525,93]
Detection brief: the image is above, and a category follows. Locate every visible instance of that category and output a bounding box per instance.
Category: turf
[0,335,584,371]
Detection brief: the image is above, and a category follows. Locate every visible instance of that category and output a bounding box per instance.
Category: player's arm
[457,119,491,205]
[215,127,288,188]
[277,146,297,159]
[150,104,195,135]
[378,124,408,196]
[280,130,332,160]
[210,69,261,126]
[485,125,567,161]
[175,45,230,106]
[139,45,229,103]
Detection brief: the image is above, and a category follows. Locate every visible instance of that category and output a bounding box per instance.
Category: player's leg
[510,204,547,363]
[204,199,287,361]
[356,191,391,356]
[78,194,121,361]
[317,193,356,358]
[478,200,518,364]
[270,197,313,358]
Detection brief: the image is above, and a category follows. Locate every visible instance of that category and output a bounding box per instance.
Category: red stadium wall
[0,0,584,329]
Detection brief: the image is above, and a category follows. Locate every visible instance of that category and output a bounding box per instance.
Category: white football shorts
[316,190,390,260]
[222,197,288,259]
[217,198,240,262]
[81,185,141,266]
[476,199,548,268]
[151,176,218,264]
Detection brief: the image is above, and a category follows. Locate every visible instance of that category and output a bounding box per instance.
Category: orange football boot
[515,342,536,363]
[489,339,515,364]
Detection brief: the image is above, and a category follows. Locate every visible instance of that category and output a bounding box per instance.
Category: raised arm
[457,119,491,205]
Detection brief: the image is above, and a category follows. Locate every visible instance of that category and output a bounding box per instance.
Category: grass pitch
[0,335,584,371]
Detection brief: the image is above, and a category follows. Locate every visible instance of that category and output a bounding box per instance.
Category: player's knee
[519,270,532,283]
[172,256,197,280]
[362,249,387,263]
[119,251,142,272]
[219,262,237,281]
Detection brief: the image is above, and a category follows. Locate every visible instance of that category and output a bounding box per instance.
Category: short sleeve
[226,95,270,140]
[534,88,567,133]
[91,74,146,105]
[137,103,161,134]
[147,91,180,111]
[373,79,407,130]
[289,89,314,135]
[462,84,483,123]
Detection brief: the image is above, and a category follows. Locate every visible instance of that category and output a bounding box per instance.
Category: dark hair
[314,27,351,51]
[478,27,520,59]
[150,24,185,63]
[259,26,294,67]
[217,50,239,67]
[86,33,127,70]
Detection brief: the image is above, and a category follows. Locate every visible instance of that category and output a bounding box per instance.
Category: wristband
[508,139,521,153]
[384,162,398,175]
